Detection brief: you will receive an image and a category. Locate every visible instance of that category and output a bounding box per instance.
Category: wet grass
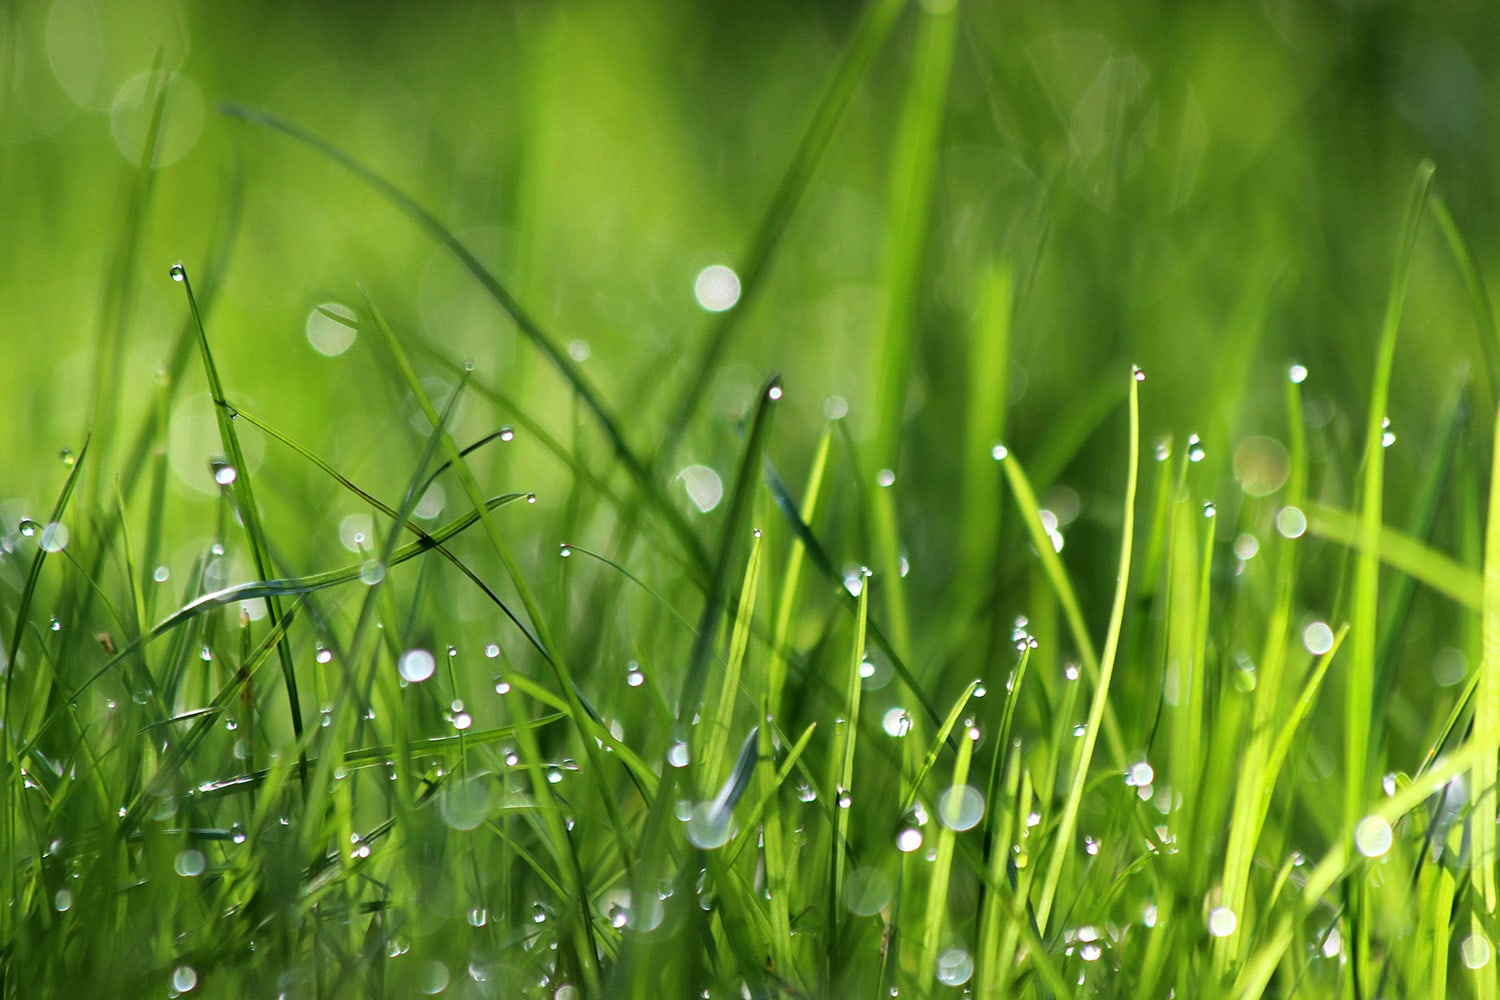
[6,3,1500,998]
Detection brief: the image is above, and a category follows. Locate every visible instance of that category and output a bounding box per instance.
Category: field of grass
[5,1,1500,997]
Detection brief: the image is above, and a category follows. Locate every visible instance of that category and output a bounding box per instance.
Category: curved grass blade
[1033,366,1141,934]
[1347,162,1434,875]
[677,376,781,726]
[174,262,308,769]
[662,0,908,453]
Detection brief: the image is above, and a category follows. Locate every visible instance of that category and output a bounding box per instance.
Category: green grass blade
[1346,161,1433,857]
[663,0,908,450]
[173,262,307,767]
[867,0,960,661]
[1033,365,1141,934]
[1468,391,1500,993]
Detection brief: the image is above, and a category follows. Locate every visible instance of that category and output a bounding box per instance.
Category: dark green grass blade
[661,0,908,455]
[677,376,781,726]
[219,103,708,577]
[173,262,308,764]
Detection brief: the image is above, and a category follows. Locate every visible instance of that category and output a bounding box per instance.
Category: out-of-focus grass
[5,0,1500,997]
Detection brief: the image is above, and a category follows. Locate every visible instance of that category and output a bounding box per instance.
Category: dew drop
[1289,363,1308,384]
[991,443,1008,461]
[1302,622,1334,656]
[876,469,896,488]
[667,741,690,768]
[694,265,741,312]
[768,384,782,401]
[499,426,515,442]
[882,707,912,737]
[567,339,590,362]
[54,889,73,912]
[153,565,170,583]
[1187,434,1206,463]
[59,448,75,466]
[169,263,186,282]
[398,648,436,683]
[172,965,198,992]
[1132,365,1146,382]
[1275,505,1307,539]
[1354,815,1393,857]
[1380,417,1396,448]
[935,948,974,986]
[39,522,70,552]
[359,560,385,585]
[1202,501,1216,518]
[1207,906,1238,938]
[17,518,37,537]
[559,544,572,558]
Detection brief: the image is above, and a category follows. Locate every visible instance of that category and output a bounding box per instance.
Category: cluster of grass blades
[7,17,1500,1000]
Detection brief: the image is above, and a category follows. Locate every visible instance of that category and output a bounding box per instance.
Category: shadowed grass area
[6,1,1500,997]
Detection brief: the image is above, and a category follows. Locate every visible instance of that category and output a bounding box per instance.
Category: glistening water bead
[170,263,186,282]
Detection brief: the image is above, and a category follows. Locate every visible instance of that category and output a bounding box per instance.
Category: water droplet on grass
[991,443,1008,460]
[667,741,690,768]
[1381,417,1396,448]
[398,649,436,683]
[59,448,75,466]
[17,518,37,537]
[1462,934,1492,969]
[876,469,895,488]
[1207,906,1237,938]
[1275,506,1307,538]
[169,263,186,282]
[694,265,741,312]
[559,544,572,558]
[935,948,974,986]
[1289,363,1308,383]
[677,465,724,512]
[359,560,385,585]
[499,426,515,442]
[174,848,206,877]
[882,707,912,737]
[567,339,591,362]
[1187,434,1206,462]
[39,522,69,552]
[1132,365,1146,381]
[1355,815,1393,857]
[171,965,198,992]
[1303,622,1334,655]
[1202,501,1216,518]
[937,785,985,831]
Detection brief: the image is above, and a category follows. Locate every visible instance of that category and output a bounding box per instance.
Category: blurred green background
[3,0,1499,704]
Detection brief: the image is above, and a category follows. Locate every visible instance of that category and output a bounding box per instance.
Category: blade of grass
[173,262,308,783]
[1467,393,1500,998]
[1033,365,1141,934]
[1347,160,1433,864]
[867,0,960,661]
[662,0,908,453]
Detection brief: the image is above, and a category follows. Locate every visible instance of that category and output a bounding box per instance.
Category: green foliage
[4,1,1500,997]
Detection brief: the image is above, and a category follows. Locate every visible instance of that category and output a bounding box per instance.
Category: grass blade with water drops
[1033,365,1141,935]
[174,261,308,770]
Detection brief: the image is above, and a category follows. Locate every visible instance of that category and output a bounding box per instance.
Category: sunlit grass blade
[768,426,831,718]
[1307,501,1480,610]
[992,433,1127,769]
[1032,365,1140,935]
[1347,162,1434,877]
[827,579,868,980]
[1467,391,1500,999]
[697,530,762,797]
[914,708,977,995]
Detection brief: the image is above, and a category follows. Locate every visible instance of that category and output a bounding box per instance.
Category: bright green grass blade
[1468,394,1500,992]
[954,260,1012,629]
[1307,502,1480,610]
[867,0,960,662]
[173,263,307,765]
[1347,161,1434,861]
[221,104,708,578]
[899,678,979,814]
[1033,365,1140,935]
[993,431,1127,770]
[914,706,976,995]
[828,579,868,968]
[663,0,908,451]
[678,376,780,727]
[697,530,762,797]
